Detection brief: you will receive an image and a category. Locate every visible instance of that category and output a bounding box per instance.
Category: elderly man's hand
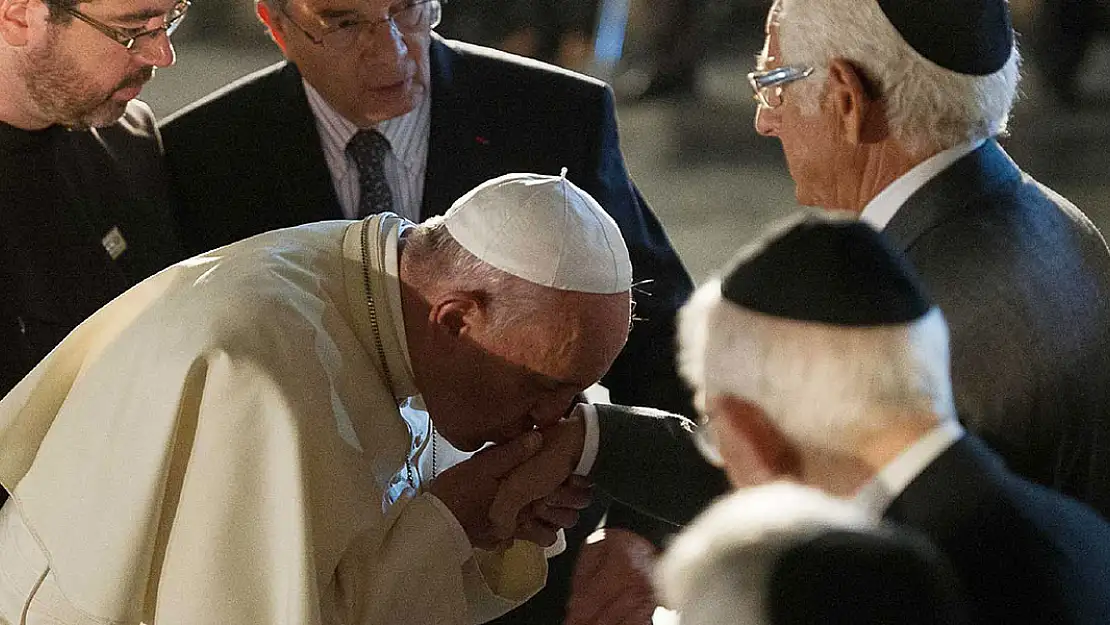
[511,475,594,547]
[428,431,542,549]
[565,529,658,625]
[489,407,589,535]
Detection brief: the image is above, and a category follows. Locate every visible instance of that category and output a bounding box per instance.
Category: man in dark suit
[159,1,694,621]
[0,0,187,506]
[672,215,1110,624]
[511,215,1110,623]
[750,0,1110,516]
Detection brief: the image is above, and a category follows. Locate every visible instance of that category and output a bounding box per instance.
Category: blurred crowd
[437,0,1109,107]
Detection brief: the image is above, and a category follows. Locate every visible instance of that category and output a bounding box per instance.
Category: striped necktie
[347,129,394,218]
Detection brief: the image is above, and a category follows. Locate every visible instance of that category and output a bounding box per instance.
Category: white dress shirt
[853,420,966,518]
[304,80,431,222]
[860,139,985,230]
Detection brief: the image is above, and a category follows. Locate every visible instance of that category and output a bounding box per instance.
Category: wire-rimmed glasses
[282,0,443,51]
[747,64,814,108]
[62,0,190,53]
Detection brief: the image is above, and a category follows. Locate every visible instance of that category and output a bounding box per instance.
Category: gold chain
[359,217,437,491]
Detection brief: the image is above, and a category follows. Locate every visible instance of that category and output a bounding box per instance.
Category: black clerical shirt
[0,102,182,505]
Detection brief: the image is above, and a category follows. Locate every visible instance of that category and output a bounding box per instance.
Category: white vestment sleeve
[336,493,546,625]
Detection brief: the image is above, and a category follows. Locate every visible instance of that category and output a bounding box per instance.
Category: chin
[74,101,129,129]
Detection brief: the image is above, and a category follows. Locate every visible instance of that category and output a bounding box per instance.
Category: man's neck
[0,62,52,130]
[800,418,939,497]
[848,139,928,214]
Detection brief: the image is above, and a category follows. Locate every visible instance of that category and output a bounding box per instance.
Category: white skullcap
[443,170,633,294]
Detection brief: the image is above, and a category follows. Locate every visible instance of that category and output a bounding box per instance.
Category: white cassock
[0,214,545,625]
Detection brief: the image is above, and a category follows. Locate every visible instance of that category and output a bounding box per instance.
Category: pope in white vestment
[0,214,550,624]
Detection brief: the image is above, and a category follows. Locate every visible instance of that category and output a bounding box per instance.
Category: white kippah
[443,170,633,294]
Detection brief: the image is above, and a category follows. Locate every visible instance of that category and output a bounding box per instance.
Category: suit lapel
[271,63,344,224]
[421,37,498,220]
[883,140,1023,252]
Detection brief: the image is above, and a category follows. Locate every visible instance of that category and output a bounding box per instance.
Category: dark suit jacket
[159,37,695,625]
[591,411,1110,624]
[590,403,729,526]
[886,435,1110,625]
[884,140,1110,517]
[0,101,181,506]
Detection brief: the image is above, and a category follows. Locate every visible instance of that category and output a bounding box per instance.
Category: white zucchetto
[443,170,633,295]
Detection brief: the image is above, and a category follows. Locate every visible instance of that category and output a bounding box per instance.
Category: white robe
[0,215,545,625]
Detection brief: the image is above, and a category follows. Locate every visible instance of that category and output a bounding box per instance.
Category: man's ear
[713,394,801,480]
[826,58,877,146]
[0,0,36,47]
[429,291,488,338]
[255,0,288,53]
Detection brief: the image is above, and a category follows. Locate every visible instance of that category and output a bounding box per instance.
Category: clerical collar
[860,139,985,230]
[341,213,420,400]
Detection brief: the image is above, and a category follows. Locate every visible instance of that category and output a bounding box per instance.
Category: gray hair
[772,0,1021,157]
[406,216,562,336]
[677,280,956,456]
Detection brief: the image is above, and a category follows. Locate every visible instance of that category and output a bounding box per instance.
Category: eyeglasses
[282,0,443,51]
[747,64,814,108]
[62,0,190,53]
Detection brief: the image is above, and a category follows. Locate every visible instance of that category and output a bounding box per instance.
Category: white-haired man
[657,482,971,625]
[673,214,1110,624]
[0,172,631,625]
[508,214,1110,624]
[751,0,1110,515]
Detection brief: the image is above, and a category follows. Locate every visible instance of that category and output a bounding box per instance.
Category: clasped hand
[429,412,590,550]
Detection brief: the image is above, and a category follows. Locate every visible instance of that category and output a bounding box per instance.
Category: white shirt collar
[859,139,985,230]
[853,420,965,518]
[302,79,430,174]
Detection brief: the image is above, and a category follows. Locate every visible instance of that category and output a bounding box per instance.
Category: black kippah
[876,0,1013,75]
[720,216,932,326]
[766,529,970,625]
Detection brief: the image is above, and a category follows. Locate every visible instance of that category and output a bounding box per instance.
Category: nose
[359,16,409,56]
[754,103,778,137]
[134,31,176,68]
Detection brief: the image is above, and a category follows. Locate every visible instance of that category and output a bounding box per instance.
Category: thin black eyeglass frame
[61,0,190,51]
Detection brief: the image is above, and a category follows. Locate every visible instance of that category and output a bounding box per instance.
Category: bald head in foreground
[0,172,631,625]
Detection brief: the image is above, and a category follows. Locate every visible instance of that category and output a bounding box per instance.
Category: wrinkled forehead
[542,289,631,382]
[758,2,783,69]
[290,0,396,13]
[766,0,784,33]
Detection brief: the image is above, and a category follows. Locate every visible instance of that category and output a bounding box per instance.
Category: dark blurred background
[149,0,1110,282]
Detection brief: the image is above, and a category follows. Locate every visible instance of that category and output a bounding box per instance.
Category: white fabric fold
[0,217,545,625]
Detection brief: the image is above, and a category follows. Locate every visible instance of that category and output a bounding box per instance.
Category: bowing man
[0,172,631,625]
